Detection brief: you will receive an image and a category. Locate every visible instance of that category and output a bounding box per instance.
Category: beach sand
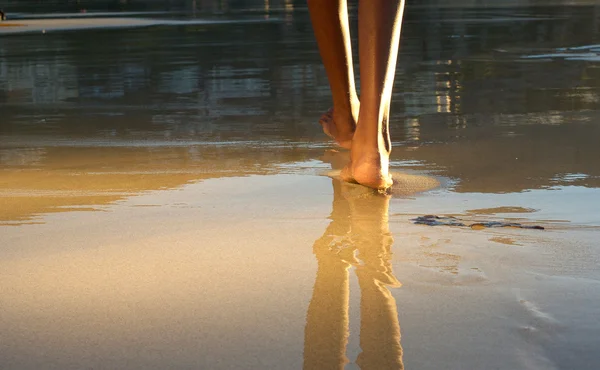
[1,145,598,369]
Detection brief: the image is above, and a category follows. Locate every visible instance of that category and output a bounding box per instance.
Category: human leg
[342,0,405,189]
[307,0,359,149]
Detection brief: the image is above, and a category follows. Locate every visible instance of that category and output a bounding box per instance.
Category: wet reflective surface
[1,1,600,369]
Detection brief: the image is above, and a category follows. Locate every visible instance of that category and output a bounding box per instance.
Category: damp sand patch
[0,18,156,34]
[466,206,538,215]
[0,17,279,35]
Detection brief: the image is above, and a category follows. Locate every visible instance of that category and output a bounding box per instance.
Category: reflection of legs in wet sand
[308,0,406,189]
[352,192,404,370]
[304,180,403,369]
[304,180,353,370]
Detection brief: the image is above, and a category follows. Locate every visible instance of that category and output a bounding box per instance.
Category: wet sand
[0,17,277,35]
[2,166,599,369]
[2,2,600,369]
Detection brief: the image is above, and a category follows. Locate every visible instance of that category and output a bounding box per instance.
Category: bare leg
[308,0,359,149]
[342,0,405,189]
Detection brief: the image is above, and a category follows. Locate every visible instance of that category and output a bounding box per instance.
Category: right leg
[342,0,406,189]
[307,0,359,149]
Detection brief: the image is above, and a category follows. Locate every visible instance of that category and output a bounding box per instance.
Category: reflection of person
[304,180,404,370]
[308,0,406,190]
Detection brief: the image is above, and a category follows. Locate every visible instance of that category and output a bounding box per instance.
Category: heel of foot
[342,157,393,190]
[353,171,393,190]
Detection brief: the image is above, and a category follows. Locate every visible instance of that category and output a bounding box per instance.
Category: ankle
[331,109,358,136]
[333,96,359,121]
[352,133,391,157]
[353,120,391,154]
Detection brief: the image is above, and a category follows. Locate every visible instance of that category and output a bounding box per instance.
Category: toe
[318,108,334,126]
[319,108,336,139]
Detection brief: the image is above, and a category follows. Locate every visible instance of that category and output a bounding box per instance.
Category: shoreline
[0,16,279,35]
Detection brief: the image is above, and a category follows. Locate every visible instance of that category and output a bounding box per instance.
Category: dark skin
[308,0,359,150]
[308,0,406,189]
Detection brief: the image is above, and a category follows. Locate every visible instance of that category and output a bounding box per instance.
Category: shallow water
[1,1,600,369]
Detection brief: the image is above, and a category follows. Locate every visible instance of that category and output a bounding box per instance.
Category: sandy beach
[2,162,598,369]
[1,2,600,369]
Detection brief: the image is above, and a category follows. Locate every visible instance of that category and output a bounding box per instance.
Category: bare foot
[340,121,394,191]
[319,107,358,150]
[340,149,393,190]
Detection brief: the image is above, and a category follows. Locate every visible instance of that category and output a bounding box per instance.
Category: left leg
[307,0,360,149]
